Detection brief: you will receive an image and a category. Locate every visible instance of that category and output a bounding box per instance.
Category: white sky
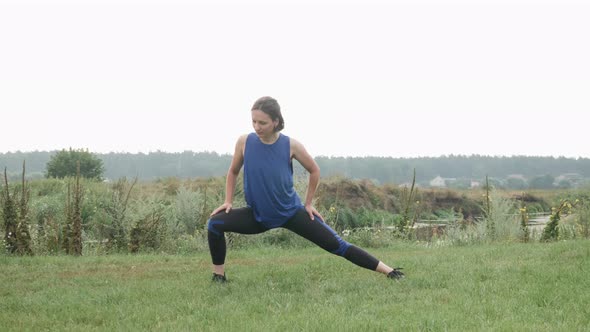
[1,0,589,158]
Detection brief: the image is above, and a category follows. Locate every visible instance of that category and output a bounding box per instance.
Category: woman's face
[251,110,278,138]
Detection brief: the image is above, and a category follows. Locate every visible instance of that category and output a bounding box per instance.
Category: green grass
[1,240,590,331]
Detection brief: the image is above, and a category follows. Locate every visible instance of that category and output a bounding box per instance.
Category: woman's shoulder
[237,133,254,143]
[287,135,301,146]
[234,134,249,150]
[287,136,307,154]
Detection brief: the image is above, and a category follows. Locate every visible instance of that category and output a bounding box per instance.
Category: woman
[207,96,404,282]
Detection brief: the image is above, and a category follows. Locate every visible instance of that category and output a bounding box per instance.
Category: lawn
[1,240,589,331]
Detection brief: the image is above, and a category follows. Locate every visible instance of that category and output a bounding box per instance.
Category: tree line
[1,150,590,186]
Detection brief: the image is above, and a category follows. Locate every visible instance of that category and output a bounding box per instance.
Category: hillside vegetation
[3,171,589,256]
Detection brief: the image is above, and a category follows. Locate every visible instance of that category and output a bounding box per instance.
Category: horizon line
[0,149,589,160]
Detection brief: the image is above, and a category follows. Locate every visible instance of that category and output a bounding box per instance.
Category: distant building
[430,176,445,187]
[429,176,456,188]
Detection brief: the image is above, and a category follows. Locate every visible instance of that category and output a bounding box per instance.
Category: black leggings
[207,207,380,271]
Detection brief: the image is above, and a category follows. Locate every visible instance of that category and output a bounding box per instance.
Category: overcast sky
[1,0,588,158]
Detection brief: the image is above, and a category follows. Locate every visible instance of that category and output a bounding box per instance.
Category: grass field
[1,240,590,331]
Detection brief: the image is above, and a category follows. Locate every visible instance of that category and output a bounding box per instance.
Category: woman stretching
[207,96,404,282]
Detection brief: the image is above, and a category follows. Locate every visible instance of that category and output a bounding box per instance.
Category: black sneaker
[212,273,227,283]
[387,268,405,280]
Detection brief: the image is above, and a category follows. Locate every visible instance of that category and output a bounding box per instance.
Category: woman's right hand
[210,202,232,216]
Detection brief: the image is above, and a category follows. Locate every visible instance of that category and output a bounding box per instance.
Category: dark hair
[251,96,284,132]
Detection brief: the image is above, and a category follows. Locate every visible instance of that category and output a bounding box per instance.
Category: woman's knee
[207,218,225,237]
[313,227,350,256]
[316,221,350,256]
[331,237,351,256]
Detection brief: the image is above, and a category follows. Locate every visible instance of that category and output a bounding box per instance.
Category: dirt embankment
[315,177,551,219]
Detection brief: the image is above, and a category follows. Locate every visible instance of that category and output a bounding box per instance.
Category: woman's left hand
[305,205,324,222]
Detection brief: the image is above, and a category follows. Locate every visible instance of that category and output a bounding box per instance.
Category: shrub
[443,188,520,245]
[2,169,19,253]
[541,200,577,242]
[97,178,137,252]
[575,201,590,238]
[173,186,205,236]
[129,210,167,253]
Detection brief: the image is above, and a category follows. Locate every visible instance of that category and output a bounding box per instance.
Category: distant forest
[2,151,589,188]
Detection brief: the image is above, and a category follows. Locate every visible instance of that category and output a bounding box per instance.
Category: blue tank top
[243,132,303,228]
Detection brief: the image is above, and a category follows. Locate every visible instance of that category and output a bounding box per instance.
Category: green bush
[443,189,520,245]
[129,210,167,253]
[30,178,66,197]
[173,186,205,236]
[30,194,65,254]
[575,202,590,238]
